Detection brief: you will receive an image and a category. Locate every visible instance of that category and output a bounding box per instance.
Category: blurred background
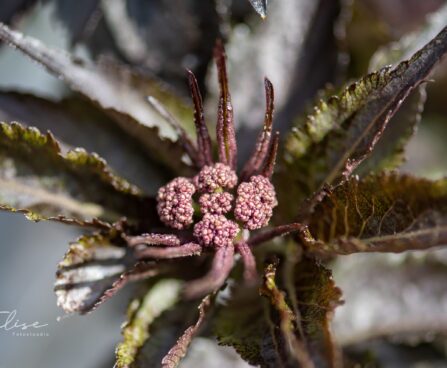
[0,0,447,367]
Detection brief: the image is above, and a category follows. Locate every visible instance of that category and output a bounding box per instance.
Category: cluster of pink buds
[156,177,195,229]
[235,175,278,230]
[126,42,303,299]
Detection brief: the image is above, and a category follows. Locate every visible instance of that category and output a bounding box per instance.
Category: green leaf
[115,279,182,368]
[0,91,167,193]
[305,173,447,255]
[277,26,447,219]
[0,121,150,226]
[55,227,159,314]
[0,22,194,175]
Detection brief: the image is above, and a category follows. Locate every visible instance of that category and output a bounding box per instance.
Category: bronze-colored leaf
[0,22,194,174]
[292,257,343,368]
[214,284,283,367]
[0,121,150,225]
[278,26,447,219]
[214,256,343,368]
[306,173,447,255]
[260,260,314,368]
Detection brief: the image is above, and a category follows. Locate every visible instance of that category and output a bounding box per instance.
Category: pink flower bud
[199,192,234,215]
[193,163,237,193]
[157,177,196,229]
[234,175,278,230]
[193,214,239,248]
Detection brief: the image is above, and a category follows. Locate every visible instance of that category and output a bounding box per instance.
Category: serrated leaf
[0,22,194,174]
[305,173,447,255]
[55,227,159,314]
[214,285,281,367]
[292,257,343,367]
[115,279,182,368]
[356,85,426,174]
[0,91,166,192]
[278,26,447,218]
[0,121,150,225]
[357,4,447,174]
[260,260,314,368]
[161,294,212,368]
[214,257,342,368]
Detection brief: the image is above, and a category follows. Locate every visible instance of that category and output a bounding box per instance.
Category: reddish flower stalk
[241,78,275,181]
[215,41,237,169]
[183,245,234,299]
[187,70,213,166]
[125,233,181,247]
[235,242,257,283]
[136,242,202,259]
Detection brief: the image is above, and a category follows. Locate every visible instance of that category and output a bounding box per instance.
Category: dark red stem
[187,70,214,166]
[261,131,279,178]
[136,242,202,259]
[241,78,274,180]
[214,40,237,169]
[235,242,258,284]
[248,223,307,247]
[183,244,234,298]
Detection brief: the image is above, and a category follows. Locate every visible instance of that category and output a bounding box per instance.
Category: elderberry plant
[1,3,447,367]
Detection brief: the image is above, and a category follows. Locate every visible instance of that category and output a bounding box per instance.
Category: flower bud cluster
[193,214,239,248]
[234,175,277,230]
[199,192,234,215]
[157,177,196,229]
[156,164,278,247]
[193,163,237,192]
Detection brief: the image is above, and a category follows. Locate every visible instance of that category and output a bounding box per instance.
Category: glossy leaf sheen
[0,122,148,225]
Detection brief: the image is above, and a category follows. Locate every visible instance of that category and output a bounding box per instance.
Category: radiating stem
[241,78,274,180]
[183,244,234,298]
[235,242,258,284]
[248,223,307,247]
[187,70,214,166]
[136,242,202,259]
[214,40,237,169]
